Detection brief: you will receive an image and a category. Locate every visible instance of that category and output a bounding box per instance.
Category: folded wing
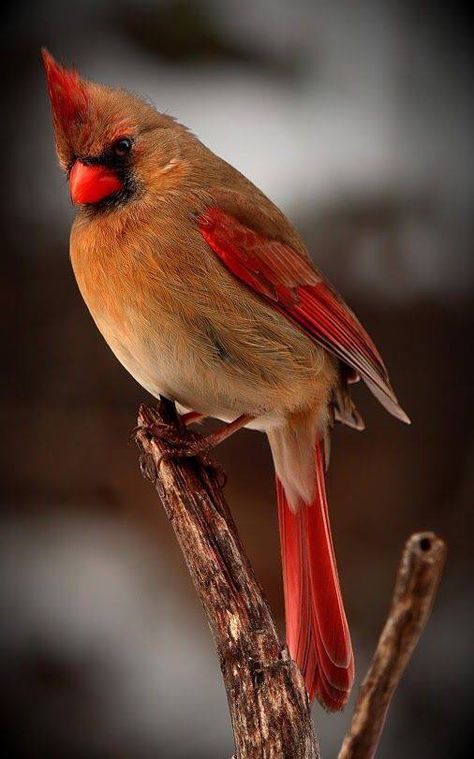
[199,207,409,423]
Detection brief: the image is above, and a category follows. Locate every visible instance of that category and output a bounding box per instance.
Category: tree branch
[134,399,318,759]
[339,531,447,759]
[134,400,445,759]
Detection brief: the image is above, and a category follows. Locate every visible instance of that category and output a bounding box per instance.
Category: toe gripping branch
[132,398,227,485]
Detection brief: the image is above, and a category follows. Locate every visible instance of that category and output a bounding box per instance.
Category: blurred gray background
[2,1,473,757]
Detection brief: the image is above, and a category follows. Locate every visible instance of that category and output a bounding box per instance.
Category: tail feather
[276,440,354,709]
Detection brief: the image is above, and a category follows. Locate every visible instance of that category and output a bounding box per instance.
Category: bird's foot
[148,412,253,461]
[154,431,228,486]
[158,435,228,487]
[130,410,204,443]
[135,411,224,481]
[134,406,253,486]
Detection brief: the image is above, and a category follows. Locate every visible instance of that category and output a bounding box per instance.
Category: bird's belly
[97,324,276,427]
[94,312,194,406]
[92,303,330,432]
[73,239,335,429]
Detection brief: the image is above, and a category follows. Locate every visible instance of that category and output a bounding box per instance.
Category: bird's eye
[112,138,132,157]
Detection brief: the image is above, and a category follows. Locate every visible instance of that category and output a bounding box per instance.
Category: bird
[42,49,409,711]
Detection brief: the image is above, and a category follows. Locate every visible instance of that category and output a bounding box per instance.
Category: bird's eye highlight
[113,138,132,157]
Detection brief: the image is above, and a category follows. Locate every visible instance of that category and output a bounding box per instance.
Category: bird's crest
[42,49,89,134]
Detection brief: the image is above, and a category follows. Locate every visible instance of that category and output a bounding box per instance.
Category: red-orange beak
[69,161,123,204]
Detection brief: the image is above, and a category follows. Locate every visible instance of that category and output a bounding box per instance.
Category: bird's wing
[199,206,409,423]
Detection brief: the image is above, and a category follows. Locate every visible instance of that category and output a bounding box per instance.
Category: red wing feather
[200,207,409,423]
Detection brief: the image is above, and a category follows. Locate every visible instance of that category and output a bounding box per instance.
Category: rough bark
[134,399,318,759]
[134,400,446,759]
[338,531,447,759]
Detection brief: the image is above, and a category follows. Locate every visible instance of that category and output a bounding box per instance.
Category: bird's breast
[70,216,192,404]
[69,208,335,421]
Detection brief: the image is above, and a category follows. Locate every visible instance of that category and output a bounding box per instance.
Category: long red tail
[277,441,354,709]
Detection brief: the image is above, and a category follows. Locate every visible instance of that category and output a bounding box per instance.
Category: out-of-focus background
[2,1,473,757]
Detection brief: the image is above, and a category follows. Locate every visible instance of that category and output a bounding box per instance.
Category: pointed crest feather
[41,48,88,133]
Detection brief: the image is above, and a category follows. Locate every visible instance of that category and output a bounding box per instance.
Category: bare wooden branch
[134,399,445,759]
[339,531,447,759]
[134,399,318,759]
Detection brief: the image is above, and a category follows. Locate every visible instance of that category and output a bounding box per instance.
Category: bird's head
[42,49,187,210]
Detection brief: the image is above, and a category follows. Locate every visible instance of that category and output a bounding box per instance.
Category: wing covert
[199,207,409,424]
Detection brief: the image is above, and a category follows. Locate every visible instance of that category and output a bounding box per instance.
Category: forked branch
[133,400,446,759]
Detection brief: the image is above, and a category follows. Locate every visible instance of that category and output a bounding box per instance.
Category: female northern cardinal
[43,50,409,711]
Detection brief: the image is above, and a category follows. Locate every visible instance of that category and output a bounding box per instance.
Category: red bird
[43,50,409,710]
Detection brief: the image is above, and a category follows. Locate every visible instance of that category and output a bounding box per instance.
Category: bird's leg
[152,413,254,468]
[181,413,254,455]
[134,410,204,444]
[181,411,206,426]
[133,409,205,443]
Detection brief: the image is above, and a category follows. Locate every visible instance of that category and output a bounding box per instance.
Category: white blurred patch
[0,515,231,756]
